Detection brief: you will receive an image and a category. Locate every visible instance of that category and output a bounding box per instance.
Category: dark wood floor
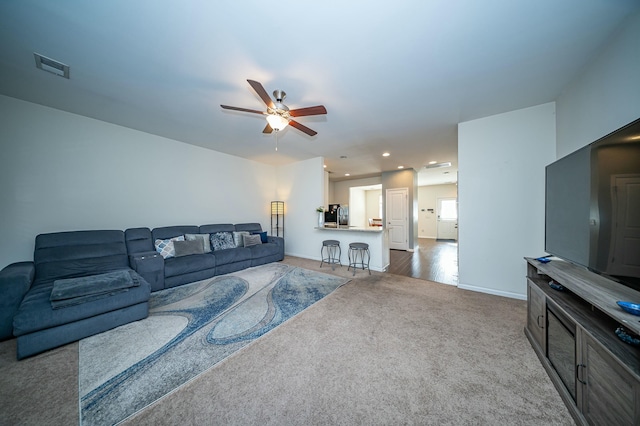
[386,238,459,286]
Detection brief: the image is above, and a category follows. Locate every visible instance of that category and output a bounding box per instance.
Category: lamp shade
[271,201,284,214]
[266,114,289,131]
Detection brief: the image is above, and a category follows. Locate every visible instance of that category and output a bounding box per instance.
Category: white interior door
[386,188,409,250]
[437,197,458,240]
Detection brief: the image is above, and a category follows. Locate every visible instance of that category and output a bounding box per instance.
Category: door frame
[386,187,409,250]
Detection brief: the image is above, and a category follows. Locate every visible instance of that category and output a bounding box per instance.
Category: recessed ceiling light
[345,173,350,176]
[397,166,404,169]
[382,152,390,157]
[323,164,327,168]
[428,161,437,165]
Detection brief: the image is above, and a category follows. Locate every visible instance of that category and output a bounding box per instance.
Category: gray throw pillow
[174,240,205,257]
[243,234,262,247]
[185,233,211,253]
[233,231,250,247]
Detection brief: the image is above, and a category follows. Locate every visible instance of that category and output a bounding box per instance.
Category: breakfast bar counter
[313,226,389,272]
[314,226,383,233]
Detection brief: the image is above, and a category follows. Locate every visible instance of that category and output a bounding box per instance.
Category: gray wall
[458,102,556,299]
[381,169,418,250]
[0,95,277,269]
[457,10,640,299]
[556,11,640,157]
[328,176,382,206]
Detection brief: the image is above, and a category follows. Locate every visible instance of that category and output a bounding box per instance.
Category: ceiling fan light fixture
[266,114,289,131]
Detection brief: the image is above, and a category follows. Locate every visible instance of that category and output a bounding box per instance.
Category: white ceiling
[1,1,638,186]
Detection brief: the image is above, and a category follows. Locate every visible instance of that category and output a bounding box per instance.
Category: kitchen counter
[314,226,383,233]
[313,226,389,272]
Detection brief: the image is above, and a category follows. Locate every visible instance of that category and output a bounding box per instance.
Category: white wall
[458,102,556,299]
[0,95,277,269]
[556,11,640,157]
[275,156,325,259]
[418,184,457,238]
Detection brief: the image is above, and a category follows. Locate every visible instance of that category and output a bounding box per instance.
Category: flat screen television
[545,117,640,292]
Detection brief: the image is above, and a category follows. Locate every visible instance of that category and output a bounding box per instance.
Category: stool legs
[348,245,371,276]
[320,242,341,270]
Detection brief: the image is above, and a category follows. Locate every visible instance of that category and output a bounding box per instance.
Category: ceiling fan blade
[289,105,327,117]
[247,79,275,109]
[221,105,265,114]
[263,123,273,134]
[289,120,317,136]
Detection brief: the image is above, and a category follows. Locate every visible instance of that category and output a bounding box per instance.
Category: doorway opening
[386,185,458,286]
[387,238,458,285]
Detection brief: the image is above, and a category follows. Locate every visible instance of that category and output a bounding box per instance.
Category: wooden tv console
[524,257,640,425]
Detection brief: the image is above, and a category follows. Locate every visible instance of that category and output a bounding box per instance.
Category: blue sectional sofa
[125,223,284,289]
[1,223,284,359]
[11,230,151,360]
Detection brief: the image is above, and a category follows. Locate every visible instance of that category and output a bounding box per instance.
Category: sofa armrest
[129,252,164,292]
[267,236,284,254]
[0,261,35,340]
[267,236,284,245]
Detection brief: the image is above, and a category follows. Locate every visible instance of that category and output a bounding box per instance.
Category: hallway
[386,238,458,286]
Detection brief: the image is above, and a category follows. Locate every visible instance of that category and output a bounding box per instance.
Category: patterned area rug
[79,263,348,425]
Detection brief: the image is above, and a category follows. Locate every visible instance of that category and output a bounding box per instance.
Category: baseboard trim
[457,283,526,300]
[284,251,385,272]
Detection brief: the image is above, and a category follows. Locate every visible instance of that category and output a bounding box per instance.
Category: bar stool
[320,240,341,270]
[348,242,371,276]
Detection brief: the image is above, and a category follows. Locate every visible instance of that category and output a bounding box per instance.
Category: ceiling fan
[221,79,327,136]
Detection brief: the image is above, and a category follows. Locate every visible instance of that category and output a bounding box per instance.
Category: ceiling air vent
[34,53,70,79]
[424,162,451,169]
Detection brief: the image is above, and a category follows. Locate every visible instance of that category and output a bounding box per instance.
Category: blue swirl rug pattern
[79,263,349,425]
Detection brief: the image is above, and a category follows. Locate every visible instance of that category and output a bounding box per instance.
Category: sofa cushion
[212,247,251,265]
[154,236,184,259]
[200,224,235,234]
[13,270,150,336]
[152,226,200,241]
[34,230,129,285]
[248,242,281,258]
[163,253,216,278]
[174,240,205,257]
[124,227,154,254]
[235,223,262,233]
[210,232,235,251]
[0,262,35,340]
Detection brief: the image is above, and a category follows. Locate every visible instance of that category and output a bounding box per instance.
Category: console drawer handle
[537,315,544,328]
[576,363,587,385]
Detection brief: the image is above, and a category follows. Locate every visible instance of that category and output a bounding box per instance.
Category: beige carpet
[0,256,573,425]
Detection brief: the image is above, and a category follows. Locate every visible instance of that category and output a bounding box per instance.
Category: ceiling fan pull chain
[275,130,278,151]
